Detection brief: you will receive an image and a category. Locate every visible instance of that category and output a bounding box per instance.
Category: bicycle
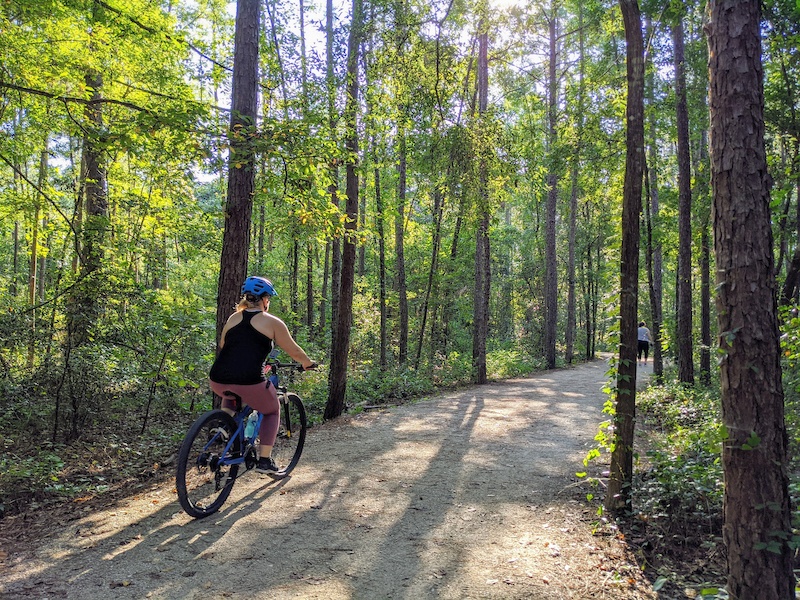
[176,357,310,519]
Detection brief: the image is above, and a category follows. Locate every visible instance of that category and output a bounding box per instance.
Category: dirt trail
[1,359,657,600]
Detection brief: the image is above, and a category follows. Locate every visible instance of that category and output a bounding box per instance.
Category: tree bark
[543,3,559,370]
[566,4,585,365]
[472,27,490,385]
[214,0,260,368]
[375,166,387,370]
[606,0,644,515]
[28,141,48,368]
[326,0,340,350]
[644,16,663,379]
[68,66,108,350]
[707,1,795,595]
[298,0,314,332]
[697,131,712,384]
[674,17,694,384]
[396,129,409,365]
[325,0,362,420]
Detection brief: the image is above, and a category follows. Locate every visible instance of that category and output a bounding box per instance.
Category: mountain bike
[176,358,310,519]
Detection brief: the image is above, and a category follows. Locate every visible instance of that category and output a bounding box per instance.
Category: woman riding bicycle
[209,276,316,474]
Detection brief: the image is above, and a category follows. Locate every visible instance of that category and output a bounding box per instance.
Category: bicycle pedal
[244,445,258,470]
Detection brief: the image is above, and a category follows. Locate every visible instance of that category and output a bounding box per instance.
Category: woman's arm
[259,314,314,368]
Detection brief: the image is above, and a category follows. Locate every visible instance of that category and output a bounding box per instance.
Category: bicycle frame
[206,405,262,468]
[206,357,297,467]
[176,355,310,518]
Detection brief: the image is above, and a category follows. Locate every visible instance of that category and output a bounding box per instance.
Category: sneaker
[256,456,280,474]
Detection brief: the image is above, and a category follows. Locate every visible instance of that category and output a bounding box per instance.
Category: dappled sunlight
[1,361,643,599]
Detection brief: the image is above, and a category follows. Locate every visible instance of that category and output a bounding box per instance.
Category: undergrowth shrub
[486,345,542,379]
[345,364,436,408]
[778,308,800,521]
[634,379,724,550]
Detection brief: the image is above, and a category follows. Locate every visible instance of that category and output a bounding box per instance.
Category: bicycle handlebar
[266,360,319,372]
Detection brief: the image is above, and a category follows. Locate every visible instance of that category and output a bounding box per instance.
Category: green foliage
[635,379,724,523]
[345,364,436,407]
[779,309,800,535]
[0,446,64,495]
[486,344,543,379]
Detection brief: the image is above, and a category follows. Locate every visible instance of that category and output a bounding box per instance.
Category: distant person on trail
[209,276,316,474]
[637,321,652,364]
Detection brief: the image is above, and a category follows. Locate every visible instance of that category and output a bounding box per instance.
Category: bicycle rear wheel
[269,393,307,479]
[176,409,240,518]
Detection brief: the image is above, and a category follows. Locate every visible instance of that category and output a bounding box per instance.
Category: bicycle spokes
[176,410,241,518]
[269,394,307,479]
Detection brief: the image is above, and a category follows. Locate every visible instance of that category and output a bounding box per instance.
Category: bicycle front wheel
[176,409,240,518]
[269,393,307,479]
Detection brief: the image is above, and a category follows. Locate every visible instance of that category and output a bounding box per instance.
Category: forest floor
[0,358,717,599]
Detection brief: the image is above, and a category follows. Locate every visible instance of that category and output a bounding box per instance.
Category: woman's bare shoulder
[226,311,245,325]
[255,311,285,326]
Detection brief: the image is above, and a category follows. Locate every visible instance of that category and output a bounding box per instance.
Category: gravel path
[1,358,657,599]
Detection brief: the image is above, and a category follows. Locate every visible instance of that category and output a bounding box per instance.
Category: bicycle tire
[176,409,241,518]
[269,393,307,479]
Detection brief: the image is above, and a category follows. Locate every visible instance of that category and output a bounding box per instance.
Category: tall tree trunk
[28,142,48,368]
[696,131,712,384]
[674,17,694,384]
[215,0,260,365]
[358,177,366,276]
[12,220,19,297]
[708,1,795,595]
[645,16,664,379]
[583,228,594,360]
[472,26,490,385]
[61,6,110,439]
[700,222,711,382]
[394,0,409,366]
[298,0,315,332]
[318,242,329,338]
[606,0,644,515]
[325,0,340,350]
[325,0,362,420]
[363,20,385,369]
[396,129,409,365]
[543,3,559,370]
[68,67,108,349]
[375,167,387,370]
[306,244,314,330]
[566,4,584,365]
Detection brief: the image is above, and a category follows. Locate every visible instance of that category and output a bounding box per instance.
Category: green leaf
[653,576,668,591]
[742,431,761,450]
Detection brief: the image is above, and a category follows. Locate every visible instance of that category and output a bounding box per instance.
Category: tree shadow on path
[1,358,659,600]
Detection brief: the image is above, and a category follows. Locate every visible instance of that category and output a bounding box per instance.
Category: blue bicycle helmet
[241,276,278,298]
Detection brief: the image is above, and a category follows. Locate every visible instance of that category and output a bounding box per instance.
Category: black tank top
[209,311,275,385]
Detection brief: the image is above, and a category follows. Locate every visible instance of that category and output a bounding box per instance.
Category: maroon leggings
[209,379,280,446]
